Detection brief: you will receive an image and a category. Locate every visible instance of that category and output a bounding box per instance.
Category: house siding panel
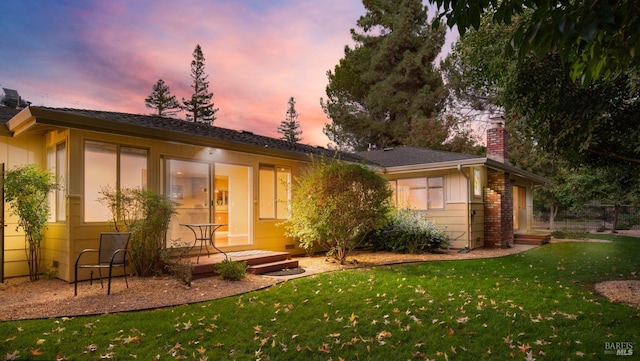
[0,133,45,279]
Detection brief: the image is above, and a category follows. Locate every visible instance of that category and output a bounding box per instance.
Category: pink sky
[0,1,457,147]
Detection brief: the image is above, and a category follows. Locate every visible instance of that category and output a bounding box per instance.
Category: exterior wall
[383,168,473,249]
[0,133,46,278]
[62,129,310,281]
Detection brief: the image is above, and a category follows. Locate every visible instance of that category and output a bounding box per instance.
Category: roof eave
[484,158,550,185]
[381,158,486,174]
[380,157,550,185]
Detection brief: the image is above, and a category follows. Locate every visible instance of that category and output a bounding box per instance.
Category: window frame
[83,140,148,223]
[394,175,445,211]
[47,141,67,222]
[259,164,291,220]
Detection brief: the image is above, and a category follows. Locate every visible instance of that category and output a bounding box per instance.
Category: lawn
[1,235,638,360]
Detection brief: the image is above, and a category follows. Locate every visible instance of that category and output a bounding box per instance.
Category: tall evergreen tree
[277,97,303,143]
[144,79,182,117]
[321,0,448,151]
[182,44,218,125]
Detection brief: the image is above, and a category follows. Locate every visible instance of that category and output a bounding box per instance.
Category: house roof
[1,106,364,163]
[0,106,21,136]
[357,145,549,185]
[0,105,548,184]
[356,146,482,167]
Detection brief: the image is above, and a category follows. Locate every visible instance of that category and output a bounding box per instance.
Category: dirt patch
[0,245,535,321]
[594,280,640,309]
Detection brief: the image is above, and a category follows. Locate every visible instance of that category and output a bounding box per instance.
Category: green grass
[2,235,638,360]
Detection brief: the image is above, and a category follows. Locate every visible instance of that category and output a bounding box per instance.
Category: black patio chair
[74,232,131,296]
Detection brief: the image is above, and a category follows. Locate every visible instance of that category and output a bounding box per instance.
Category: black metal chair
[74,232,131,296]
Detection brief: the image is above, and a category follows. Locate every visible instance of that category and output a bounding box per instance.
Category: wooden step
[231,252,291,266]
[514,234,551,245]
[247,259,299,275]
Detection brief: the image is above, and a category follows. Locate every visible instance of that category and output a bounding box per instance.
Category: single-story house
[357,119,548,249]
[0,106,547,282]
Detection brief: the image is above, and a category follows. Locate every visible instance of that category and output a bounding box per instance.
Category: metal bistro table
[180,223,228,263]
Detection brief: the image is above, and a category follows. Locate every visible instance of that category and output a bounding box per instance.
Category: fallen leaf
[524,350,535,361]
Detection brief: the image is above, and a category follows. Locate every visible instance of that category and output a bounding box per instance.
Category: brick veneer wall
[484,169,514,248]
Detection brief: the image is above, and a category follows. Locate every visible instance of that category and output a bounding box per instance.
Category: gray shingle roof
[0,106,21,122]
[19,107,365,162]
[357,146,483,167]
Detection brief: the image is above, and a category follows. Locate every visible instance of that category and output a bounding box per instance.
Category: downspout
[457,165,472,249]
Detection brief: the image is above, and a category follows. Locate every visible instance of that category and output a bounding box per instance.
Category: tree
[431,0,639,84]
[443,14,640,226]
[322,0,449,151]
[4,165,60,281]
[283,158,392,264]
[404,114,482,154]
[277,97,303,143]
[144,79,182,117]
[182,44,218,125]
[439,11,517,115]
[549,164,640,232]
[443,10,640,166]
[505,54,640,166]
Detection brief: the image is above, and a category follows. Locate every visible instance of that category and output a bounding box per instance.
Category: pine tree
[144,79,182,117]
[321,0,448,151]
[182,44,218,125]
[277,97,303,143]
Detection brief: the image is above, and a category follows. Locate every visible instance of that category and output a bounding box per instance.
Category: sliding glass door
[165,159,252,248]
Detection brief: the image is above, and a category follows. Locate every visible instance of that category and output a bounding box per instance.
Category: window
[427,176,444,210]
[47,142,67,222]
[259,165,291,219]
[396,176,444,210]
[84,141,147,222]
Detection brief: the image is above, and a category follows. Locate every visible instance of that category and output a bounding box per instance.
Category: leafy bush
[98,187,176,277]
[4,165,60,280]
[216,259,247,281]
[283,157,392,264]
[162,241,193,287]
[368,208,450,253]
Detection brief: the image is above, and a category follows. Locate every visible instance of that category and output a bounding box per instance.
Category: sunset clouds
[0,0,454,146]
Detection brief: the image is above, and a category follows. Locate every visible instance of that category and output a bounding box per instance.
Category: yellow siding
[0,134,45,278]
[60,129,313,281]
[382,168,476,250]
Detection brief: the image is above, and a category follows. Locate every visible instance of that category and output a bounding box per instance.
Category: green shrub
[4,165,60,281]
[216,259,247,281]
[368,208,450,253]
[283,157,392,264]
[162,241,193,287]
[98,186,177,277]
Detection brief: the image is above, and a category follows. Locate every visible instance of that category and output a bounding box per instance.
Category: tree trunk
[611,204,620,233]
[549,204,559,231]
[26,240,40,281]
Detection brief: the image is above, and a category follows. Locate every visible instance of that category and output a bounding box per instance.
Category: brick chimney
[483,115,514,249]
[486,115,510,165]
